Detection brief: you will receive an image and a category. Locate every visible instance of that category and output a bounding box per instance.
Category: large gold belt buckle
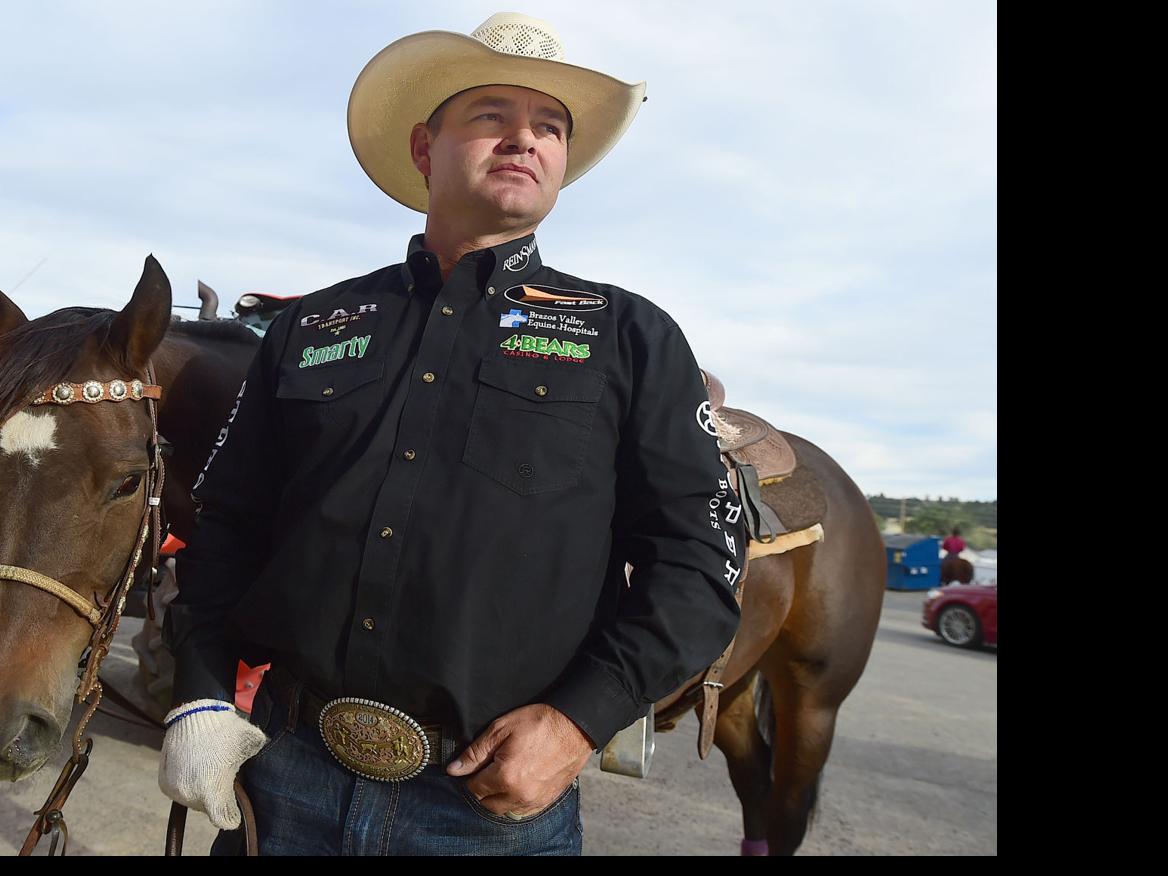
[318,697,430,782]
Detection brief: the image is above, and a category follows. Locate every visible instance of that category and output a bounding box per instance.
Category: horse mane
[0,311,259,424]
[0,307,119,425]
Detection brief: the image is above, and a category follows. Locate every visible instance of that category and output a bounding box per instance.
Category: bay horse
[1,258,885,857]
[941,553,974,584]
[653,433,886,855]
[0,257,258,787]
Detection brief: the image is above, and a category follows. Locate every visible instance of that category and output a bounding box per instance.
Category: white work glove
[158,699,270,830]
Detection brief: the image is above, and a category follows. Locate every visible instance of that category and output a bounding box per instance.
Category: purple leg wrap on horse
[741,838,769,856]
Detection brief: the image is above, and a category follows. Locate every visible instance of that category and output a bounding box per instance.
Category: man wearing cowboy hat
[159,13,744,855]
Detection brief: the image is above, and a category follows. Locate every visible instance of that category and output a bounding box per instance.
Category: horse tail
[752,671,776,761]
[805,773,823,831]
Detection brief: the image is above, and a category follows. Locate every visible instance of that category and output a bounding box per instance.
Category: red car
[922,583,997,649]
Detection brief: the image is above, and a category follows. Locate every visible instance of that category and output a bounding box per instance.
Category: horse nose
[0,705,62,780]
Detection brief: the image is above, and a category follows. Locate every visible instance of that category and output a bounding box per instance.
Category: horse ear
[108,255,172,371]
[0,288,29,337]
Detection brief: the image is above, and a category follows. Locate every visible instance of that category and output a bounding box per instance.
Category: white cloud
[0,0,996,499]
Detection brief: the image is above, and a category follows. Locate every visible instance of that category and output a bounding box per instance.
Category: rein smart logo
[502,240,538,272]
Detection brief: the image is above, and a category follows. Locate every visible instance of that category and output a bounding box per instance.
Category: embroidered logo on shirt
[300,304,379,336]
[503,284,608,312]
[499,334,590,360]
[706,476,743,589]
[502,241,538,272]
[501,308,597,338]
[696,401,718,437]
[299,335,372,368]
[707,477,742,534]
[193,379,248,495]
[500,309,529,328]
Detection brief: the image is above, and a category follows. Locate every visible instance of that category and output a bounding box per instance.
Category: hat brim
[348,30,646,213]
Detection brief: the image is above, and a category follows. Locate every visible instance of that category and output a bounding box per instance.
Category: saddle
[664,371,826,758]
[599,369,829,774]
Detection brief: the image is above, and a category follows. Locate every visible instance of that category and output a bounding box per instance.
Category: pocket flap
[277,358,384,402]
[477,356,606,403]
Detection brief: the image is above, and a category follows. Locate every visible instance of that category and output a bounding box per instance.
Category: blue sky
[0,1,996,500]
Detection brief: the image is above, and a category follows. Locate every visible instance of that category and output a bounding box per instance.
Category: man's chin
[465,194,554,230]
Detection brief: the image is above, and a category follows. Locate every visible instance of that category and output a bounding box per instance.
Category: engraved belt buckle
[318,697,430,782]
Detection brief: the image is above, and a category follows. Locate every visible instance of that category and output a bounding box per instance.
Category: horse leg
[755,541,883,855]
[757,650,842,856]
[748,433,885,855]
[708,549,797,856]
[713,671,774,856]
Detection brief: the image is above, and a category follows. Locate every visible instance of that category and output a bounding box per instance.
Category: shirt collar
[399,232,543,300]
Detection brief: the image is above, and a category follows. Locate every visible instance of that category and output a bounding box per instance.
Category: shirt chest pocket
[276,358,385,428]
[463,356,607,496]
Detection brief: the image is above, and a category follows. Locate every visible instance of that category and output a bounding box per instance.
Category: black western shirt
[165,233,745,751]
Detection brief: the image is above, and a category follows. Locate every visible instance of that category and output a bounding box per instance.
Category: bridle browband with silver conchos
[0,367,165,856]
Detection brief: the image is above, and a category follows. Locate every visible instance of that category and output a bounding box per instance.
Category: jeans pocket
[246,679,291,763]
[457,776,579,827]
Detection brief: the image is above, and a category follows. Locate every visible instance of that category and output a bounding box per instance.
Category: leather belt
[262,665,461,778]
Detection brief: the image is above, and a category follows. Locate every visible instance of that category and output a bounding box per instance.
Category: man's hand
[446,703,594,817]
[158,699,269,830]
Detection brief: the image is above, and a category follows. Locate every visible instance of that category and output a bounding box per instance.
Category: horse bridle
[0,367,166,856]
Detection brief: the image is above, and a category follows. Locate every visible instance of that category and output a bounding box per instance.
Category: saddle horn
[196,281,220,321]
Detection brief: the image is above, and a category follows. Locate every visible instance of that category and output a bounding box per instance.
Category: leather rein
[0,370,165,856]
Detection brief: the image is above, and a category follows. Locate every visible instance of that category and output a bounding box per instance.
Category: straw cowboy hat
[347,12,647,213]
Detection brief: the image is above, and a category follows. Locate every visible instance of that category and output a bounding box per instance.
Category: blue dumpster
[883,534,941,590]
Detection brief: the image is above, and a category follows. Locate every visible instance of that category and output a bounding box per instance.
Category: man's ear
[409,123,432,180]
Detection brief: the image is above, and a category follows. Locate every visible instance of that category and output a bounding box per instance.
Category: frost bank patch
[299,334,372,368]
[502,284,608,312]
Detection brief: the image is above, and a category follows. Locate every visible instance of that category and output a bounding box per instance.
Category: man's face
[411,85,570,229]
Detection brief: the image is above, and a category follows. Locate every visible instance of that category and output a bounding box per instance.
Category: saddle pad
[762,461,827,533]
[748,523,824,559]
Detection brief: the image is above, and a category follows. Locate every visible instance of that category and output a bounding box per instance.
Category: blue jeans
[210,673,583,856]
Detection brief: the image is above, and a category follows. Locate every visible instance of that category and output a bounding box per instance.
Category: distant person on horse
[156,11,744,856]
[942,526,966,557]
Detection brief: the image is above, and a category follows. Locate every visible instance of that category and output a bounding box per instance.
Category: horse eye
[113,474,143,499]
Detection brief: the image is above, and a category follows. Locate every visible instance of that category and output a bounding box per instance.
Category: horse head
[0,256,171,781]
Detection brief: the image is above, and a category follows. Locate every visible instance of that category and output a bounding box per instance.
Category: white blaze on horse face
[0,411,59,465]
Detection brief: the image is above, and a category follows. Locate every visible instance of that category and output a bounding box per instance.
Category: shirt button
[380,527,393,539]
[518,463,534,478]
[534,385,548,397]
[403,449,416,460]
[441,305,454,316]
[362,618,375,631]
[422,372,436,383]
[487,286,497,296]
[322,387,334,397]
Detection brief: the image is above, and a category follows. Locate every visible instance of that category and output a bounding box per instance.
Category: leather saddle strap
[697,548,749,760]
[165,780,258,856]
[730,462,785,544]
